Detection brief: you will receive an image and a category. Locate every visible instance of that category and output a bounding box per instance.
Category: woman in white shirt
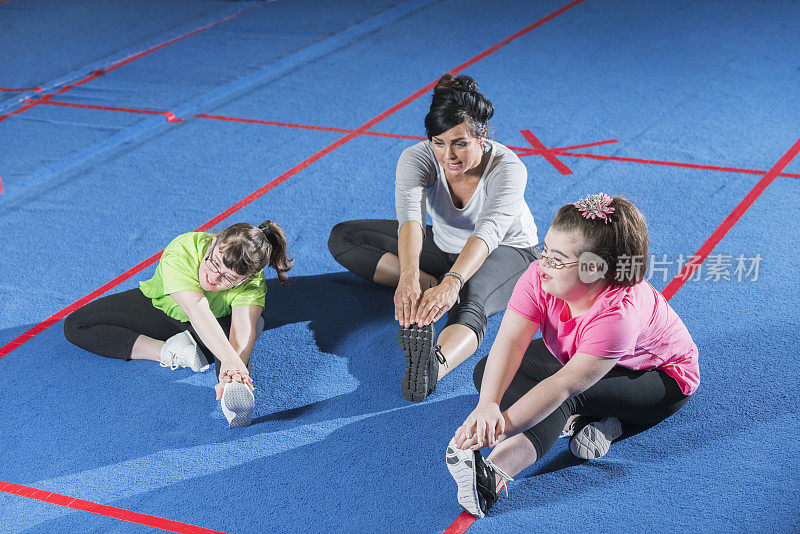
[328,74,538,402]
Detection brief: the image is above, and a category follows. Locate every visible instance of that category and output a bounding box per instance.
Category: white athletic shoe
[159,331,210,372]
[220,380,255,428]
[569,416,623,460]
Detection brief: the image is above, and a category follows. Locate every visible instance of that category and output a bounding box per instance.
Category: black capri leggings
[64,288,231,376]
[473,338,691,460]
[328,219,537,346]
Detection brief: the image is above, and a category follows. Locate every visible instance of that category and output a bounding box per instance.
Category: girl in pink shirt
[445,194,699,518]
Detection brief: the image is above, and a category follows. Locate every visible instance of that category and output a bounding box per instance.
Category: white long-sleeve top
[395,139,538,254]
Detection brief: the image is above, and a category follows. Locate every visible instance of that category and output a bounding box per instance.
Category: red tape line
[556,150,800,180]
[32,99,184,122]
[0,254,162,358]
[0,2,270,124]
[17,97,800,182]
[195,113,427,141]
[443,512,477,534]
[661,136,800,300]
[515,139,619,155]
[0,481,227,534]
[0,87,43,92]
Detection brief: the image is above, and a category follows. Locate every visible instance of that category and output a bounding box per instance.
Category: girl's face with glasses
[198,239,247,292]
[536,229,590,301]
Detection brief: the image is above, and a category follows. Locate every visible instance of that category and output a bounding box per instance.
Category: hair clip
[573,193,615,223]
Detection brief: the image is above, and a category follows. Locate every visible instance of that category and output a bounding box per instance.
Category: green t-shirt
[139,232,267,322]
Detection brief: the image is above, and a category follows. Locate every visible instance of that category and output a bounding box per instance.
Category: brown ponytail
[257,220,293,285]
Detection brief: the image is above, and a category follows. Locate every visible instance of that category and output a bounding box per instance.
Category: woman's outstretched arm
[395,220,426,327]
[413,235,489,326]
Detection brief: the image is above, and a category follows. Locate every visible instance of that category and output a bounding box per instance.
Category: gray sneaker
[221,380,255,428]
[569,416,623,460]
[159,331,209,372]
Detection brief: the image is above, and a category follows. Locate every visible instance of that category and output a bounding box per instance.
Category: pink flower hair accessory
[573,193,615,223]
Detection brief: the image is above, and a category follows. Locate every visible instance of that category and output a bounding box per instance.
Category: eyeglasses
[204,243,247,288]
[535,242,579,270]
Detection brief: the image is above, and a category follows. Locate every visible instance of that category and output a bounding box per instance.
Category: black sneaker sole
[398,324,435,402]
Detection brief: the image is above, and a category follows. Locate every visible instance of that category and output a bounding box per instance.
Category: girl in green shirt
[64,220,292,428]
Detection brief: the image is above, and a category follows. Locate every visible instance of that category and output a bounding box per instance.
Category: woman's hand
[214,359,254,400]
[453,402,506,450]
[413,276,460,327]
[394,273,423,327]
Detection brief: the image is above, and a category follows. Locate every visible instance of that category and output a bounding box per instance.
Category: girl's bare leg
[130,335,163,362]
[486,433,538,488]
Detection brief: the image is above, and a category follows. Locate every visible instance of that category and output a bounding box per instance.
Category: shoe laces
[159,351,180,371]
[559,420,576,439]
[484,458,514,497]
[434,345,448,369]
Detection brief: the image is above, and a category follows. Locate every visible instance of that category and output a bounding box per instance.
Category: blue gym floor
[1,1,799,532]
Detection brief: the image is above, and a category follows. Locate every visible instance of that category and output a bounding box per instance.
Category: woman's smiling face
[430,121,485,178]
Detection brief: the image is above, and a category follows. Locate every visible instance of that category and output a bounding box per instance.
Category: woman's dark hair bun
[433,73,478,94]
[425,73,493,140]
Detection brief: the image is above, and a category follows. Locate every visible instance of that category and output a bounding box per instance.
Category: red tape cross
[519,129,572,175]
[0,481,227,534]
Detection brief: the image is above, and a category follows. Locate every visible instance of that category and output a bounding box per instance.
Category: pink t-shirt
[507,261,699,395]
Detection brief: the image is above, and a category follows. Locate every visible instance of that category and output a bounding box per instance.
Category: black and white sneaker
[398,324,446,402]
[569,416,623,460]
[445,438,513,518]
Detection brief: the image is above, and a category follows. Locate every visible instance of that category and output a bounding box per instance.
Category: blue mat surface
[1,0,798,532]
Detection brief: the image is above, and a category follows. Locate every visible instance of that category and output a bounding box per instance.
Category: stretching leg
[438,244,536,377]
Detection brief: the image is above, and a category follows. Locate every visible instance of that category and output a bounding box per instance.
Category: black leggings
[328,219,537,346]
[63,288,231,376]
[473,338,691,460]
